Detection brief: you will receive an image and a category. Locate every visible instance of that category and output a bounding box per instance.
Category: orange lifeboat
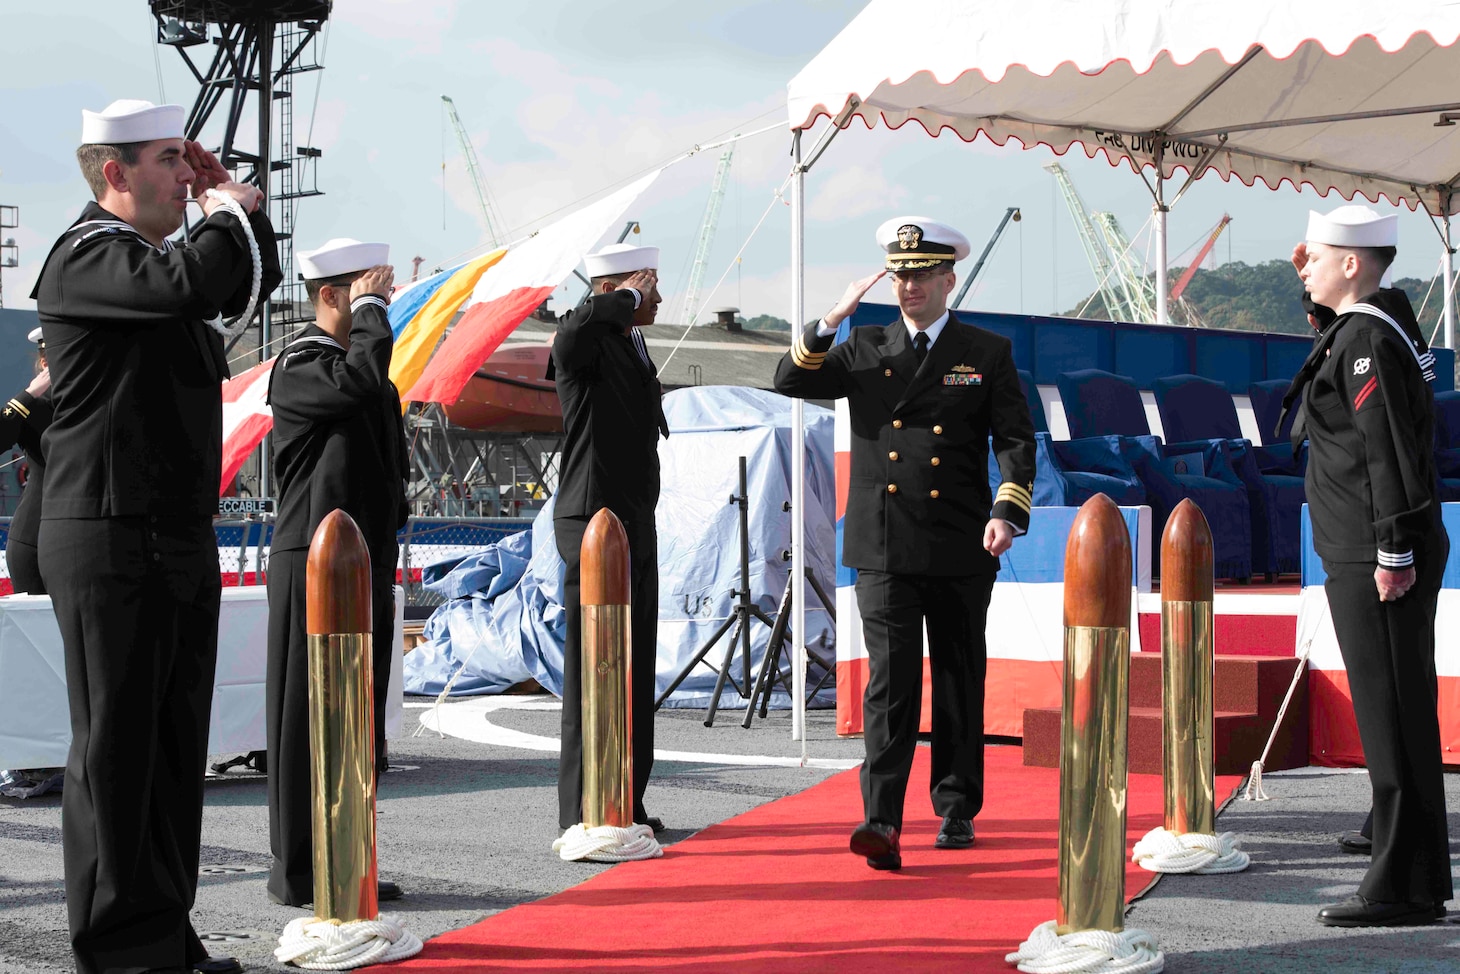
[441,344,563,433]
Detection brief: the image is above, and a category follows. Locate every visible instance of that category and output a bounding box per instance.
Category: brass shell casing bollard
[580,508,633,829]
[1058,494,1132,935]
[306,509,378,923]
[1160,498,1216,836]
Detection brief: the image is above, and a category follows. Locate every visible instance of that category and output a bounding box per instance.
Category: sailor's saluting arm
[773,270,882,400]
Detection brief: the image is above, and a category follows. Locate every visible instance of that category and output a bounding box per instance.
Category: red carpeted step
[373,747,1244,974]
[1023,652,1309,774]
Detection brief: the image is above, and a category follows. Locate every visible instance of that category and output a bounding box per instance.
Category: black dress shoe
[193,957,243,974]
[849,821,901,870]
[378,879,404,901]
[1317,894,1438,927]
[935,816,975,850]
[643,816,665,834]
[1337,831,1373,855]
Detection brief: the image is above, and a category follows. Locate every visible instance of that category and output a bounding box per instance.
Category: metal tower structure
[1045,162,1126,321]
[1091,211,1158,323]
[442,95,506,248]
[151,1,328,344]
[680,145,735,326]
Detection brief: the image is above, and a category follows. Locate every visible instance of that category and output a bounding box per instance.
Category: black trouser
[5,535,44,594]
[39,515,219,974]
[265,547,396,906]
[1323,539,1454,906]
[854,570,995,831]
[554,514,658,829]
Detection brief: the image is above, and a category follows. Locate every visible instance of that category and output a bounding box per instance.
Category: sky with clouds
[2,0,1455,342]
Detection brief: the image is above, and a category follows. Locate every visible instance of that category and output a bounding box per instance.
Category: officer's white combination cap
[27,327,42,344]
[875,216,972,270]
[1305,205,1398,248]
[584,243,658,278]
[81,99,185,145]
[298,238,390,280]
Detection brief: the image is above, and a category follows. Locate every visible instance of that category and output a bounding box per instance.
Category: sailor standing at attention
[1283,205,1452,926]
[264,239,410,908]
[774,217,1036,870]
[31,99,281,974]
[548,242,670,837]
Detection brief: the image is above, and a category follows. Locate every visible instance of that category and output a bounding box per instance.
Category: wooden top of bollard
[581,508,631,606]
[1161,498,1214,602]
[1063,493,1131,628]
[306,509,373,636]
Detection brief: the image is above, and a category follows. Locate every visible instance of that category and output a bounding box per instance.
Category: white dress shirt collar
[906,310,950,349]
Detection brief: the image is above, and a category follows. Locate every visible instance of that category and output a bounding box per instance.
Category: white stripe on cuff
[1377,548,1414,568]
[351,295,388,314]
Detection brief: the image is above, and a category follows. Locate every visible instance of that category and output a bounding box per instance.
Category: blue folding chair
[1057,369,1252,580]
[1154,374,1305,579]
[1247,378,1304,476]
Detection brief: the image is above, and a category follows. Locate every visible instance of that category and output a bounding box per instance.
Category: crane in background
[442,95,507,248]
[954,206,1021,309]
[1170,214,1231,302]
[1091,210,1159,323]
[1045,162,1126,322]
[679,144,736,326]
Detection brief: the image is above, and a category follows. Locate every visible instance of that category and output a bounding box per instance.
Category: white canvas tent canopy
[779,0,1460,745]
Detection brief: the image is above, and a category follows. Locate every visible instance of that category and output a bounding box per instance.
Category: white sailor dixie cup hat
[583,243,658,279]
[298,238,391,280]
[876,216,972,271]
[80,99,186,145]
[1305,204,1399,249]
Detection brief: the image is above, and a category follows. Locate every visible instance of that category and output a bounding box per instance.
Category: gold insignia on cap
[897,225,923,250]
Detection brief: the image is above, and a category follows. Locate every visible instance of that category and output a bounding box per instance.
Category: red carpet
[380,747,1242,973]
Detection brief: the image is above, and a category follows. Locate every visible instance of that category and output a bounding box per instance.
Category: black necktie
[913,331,930,367]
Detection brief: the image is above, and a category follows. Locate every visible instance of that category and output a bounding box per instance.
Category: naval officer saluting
[548,242,670,836]
[264,238,410,907]
[32,98,281,974]
[774,217,1036,870]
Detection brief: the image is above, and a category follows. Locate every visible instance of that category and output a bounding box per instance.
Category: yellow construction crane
[442,95,506,247]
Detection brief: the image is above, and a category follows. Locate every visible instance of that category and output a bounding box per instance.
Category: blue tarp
[403,385,838,709]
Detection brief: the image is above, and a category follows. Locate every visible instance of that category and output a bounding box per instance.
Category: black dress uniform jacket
[2,387,50,592]
[264,298,409,905]
[1286,287,1453,908]
[30,199,280,974]
[774,314,1037,573]
[549,288,668,829]
[32,201,280,519]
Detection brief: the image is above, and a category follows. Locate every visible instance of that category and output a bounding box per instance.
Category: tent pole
[790,130,807,751]
[1154,163,1169,325]
[1444,214,1455,351]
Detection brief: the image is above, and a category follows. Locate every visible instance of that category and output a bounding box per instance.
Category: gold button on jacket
[887,484,898,494]
[892,419,903,429]
[889,451,899,461]
[930,457,940,466]
[929,489,940,499]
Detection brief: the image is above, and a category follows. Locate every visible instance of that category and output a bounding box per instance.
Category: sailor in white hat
[264,237,408,907]
[548,238,670,840]
[29,99,284,974]
[774,216,1035,869]
[1285,204,1453,927]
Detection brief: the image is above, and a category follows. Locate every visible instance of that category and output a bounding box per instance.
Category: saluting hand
[824,271,887,329]
[1375,565,1416,602]
[185,140,232,199]
[616,268,658,298]
[25,367,50,398]
[352,265,395,304]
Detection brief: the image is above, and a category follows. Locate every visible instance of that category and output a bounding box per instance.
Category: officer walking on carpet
[31,98,280,974]
[264,238,410,908]
[547,242,670,837]
[1282,204,1452,926]
[774,217,1036,870]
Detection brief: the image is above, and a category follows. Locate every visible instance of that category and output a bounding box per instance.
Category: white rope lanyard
[1131,828,1251,874]
[552,822,663,863]
[1006,921,1165,974]
[202,189,263,339]
[274,914,423,970]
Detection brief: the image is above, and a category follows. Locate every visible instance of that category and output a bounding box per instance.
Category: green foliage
[1063,259,1444,339]
[742,314,792,332]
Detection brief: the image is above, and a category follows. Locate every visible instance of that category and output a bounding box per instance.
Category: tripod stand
[654,456,774,726]
[742,507,838,728]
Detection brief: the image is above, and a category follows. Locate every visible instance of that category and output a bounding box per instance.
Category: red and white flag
[403,170,661,405]
[220,357,275,496]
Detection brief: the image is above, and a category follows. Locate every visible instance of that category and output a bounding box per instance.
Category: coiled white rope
[552,822,663,863]
[201,189,263,339]
[1132,827,1251,874]
[1006,921,1164,974]
[275,914,423,970]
